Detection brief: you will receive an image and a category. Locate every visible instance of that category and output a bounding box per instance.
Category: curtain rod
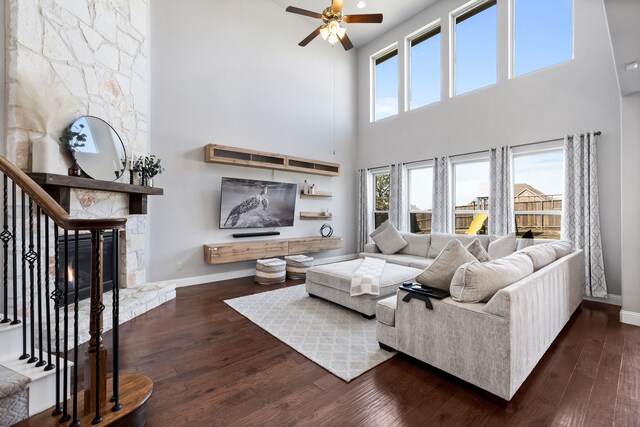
[367,131,601,170]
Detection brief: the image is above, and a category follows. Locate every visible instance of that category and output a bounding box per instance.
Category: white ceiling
[272,0,439,48]
[603,0,640,95]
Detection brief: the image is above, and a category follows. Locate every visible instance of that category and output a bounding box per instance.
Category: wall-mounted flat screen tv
[219,177,297,229]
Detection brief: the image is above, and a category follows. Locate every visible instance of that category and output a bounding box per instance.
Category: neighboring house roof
[514,183,546,199]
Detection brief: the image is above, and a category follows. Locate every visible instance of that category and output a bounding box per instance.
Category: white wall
[620,93,640,315]
[0,1,5,156]
[149,0,357,283]
[356,0,622,295]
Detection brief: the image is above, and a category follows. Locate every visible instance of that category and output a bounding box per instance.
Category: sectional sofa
[363,232,585,401]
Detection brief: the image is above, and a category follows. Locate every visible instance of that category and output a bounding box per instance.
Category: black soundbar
[232,231,281,238]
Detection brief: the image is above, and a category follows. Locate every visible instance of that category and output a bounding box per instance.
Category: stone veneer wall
[5,0,149,287]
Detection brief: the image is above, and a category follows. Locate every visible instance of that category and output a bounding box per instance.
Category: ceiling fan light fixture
[328,20,341,35]
[328,33,339,44]
[337,26,347,39]
[320,26,330,40]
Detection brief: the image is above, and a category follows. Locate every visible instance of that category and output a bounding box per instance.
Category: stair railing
[0,156,127,425]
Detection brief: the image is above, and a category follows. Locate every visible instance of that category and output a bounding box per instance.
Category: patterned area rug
[224,285,396,382]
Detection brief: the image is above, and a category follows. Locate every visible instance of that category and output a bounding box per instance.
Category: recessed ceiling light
[357,1,366,9]
[625,62,639,71]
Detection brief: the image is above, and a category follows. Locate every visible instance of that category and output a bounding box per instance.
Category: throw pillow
[549,240,573,259]
[521,230,534,239]
[518,243,556,271]
[370,219,392,239]
[416,239,477,290]
[371,223,408,255]
[450,252,534,303]
[466,239,492,263]
[488,233,516,259]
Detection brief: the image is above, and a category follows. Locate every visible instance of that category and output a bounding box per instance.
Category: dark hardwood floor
[26,277,640,426]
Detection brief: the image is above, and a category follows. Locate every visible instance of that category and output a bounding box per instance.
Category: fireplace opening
[57,231,116,305]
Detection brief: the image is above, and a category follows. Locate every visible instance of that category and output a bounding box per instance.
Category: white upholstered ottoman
[305,259,422,318]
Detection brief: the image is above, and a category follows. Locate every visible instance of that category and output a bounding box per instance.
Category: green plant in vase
[133,154,165,186]
[59,123,87,176]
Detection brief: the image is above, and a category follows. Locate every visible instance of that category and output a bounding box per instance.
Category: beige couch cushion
[398,233,431,257]
[416,240,477,290]
[466,239,492,262]
[376,296,397,326]
[359,252,434,270]
[427,233,492,259]
[450,252,534,303]
[519,243,557,271]
[549,240,573,259]
[372,223,408,255]
[488,233,516,259]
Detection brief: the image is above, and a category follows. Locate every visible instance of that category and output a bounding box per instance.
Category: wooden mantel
[28,173,164,215]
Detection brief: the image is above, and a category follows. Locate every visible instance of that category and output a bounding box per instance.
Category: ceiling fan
[286,0,383,51]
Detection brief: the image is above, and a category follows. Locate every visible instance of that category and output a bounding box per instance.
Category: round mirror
[67,116,127,181]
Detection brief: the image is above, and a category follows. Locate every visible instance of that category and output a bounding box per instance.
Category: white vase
[32,134,64,174]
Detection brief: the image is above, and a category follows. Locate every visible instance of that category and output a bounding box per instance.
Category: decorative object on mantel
[320,223,334,238]
[59,122,87,177]
[16,72,81,175]
[133,154,164,187]
[61,116,127,181]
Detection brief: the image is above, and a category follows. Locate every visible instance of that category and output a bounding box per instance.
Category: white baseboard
[620,310,640,327]
[173,253,358,289]
[583,293,622,306]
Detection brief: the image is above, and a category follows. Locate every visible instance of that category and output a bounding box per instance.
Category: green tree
[375,173,390,211]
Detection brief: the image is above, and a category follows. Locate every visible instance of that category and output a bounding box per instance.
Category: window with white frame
[408,165,434,234]
[372,47,399,121]
[452,158,490,234]
[452,0,498,96]
[373,169,390,228]
[407,24,441,110]
[512,146,564,239]
[513,0,573,77]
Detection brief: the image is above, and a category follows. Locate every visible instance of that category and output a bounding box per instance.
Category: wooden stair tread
[16,374,153,427]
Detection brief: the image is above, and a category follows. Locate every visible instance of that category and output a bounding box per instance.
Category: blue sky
[375,0,573,115]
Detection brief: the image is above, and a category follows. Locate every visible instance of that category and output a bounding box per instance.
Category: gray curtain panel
[562,133,607,297]
[389,163,408,232]
[357,169,373,253]
[489,146,514,235]
[431,156,451,233]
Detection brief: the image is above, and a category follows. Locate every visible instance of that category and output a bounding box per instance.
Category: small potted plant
[59,123,87,176]
[133,154,164,187]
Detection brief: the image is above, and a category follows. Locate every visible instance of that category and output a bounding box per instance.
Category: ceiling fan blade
[299,26,323,47]
[343,14,384,24]
[339,33,353,51]
[331,0,345,14]
[286,6,323,19]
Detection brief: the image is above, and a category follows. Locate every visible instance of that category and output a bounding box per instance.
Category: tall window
[453,0,498,95]
[512,148,564,239]
[513,0,573,77]
[373,170,390,228]
[453,159,490,234]
[408,25,441,110]
[408,166,433,233]
[373,48,399,121]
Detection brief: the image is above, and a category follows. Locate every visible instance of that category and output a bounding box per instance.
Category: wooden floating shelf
[300,191,332,199]
[204,236,343,265]
[300,212,333,220]
[204,144,340,177]
[28,173,164,215]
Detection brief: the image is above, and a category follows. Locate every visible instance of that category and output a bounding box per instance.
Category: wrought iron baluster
[27,198,38,364]
[20,190,28,360]
[92,230,104,425]
[111,229,122,411]
[1,175,11,324]
[59,230,70,423]
[10,181,19,325]
[44,215,54,371]
[71,231,80,427]
[51,225,63,417]
[35,206,46,367]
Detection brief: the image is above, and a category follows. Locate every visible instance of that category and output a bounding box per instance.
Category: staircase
[0,156,152,427]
